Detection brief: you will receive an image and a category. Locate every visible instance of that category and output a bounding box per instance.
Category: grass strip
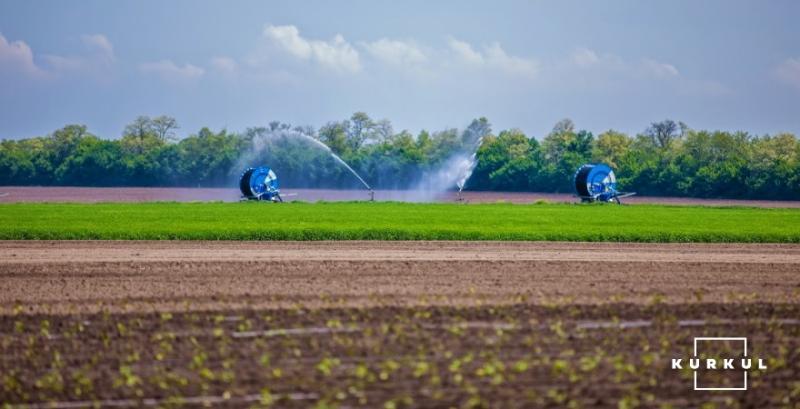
[1,201,799,242]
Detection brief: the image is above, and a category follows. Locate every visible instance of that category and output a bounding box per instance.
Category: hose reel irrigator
[239,166,282,202]
[573,163,635,204]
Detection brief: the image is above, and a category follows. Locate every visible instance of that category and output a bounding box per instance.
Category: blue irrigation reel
[574,163,635,204]
[239,166,283,202]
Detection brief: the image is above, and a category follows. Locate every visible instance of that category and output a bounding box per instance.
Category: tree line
[1,113,798,199]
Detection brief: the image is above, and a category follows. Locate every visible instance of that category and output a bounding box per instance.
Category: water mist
[237,127,373,200]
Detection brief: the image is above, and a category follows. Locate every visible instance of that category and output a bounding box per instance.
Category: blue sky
[1,0,799,140]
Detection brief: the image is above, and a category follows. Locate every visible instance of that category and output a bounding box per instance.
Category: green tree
[318,121,351,156]
[675,130,750,197]
[592,130,632,168]
[54,136,124,185]
[176,128,244,185]
[472,129,538,191]
[644,119,687,149]
[151,115,180,142]
[540,119,593,191]
[121,116,165,154]
[348,111,374,150]
[0,140,36,184]
[746,133,799,199]
[1,114,798,199]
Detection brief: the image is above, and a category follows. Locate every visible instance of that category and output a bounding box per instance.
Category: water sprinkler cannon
[239,166,283,202]
[573,163,635,204]
[456,189,466,202]
[369,189,375,202]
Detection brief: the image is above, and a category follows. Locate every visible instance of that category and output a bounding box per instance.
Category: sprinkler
[573,163,635,204]
[239,166,282,202]
[292,133,373,198]
[455,187,467,202]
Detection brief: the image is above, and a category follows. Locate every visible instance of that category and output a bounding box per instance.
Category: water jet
[293,133,373,200]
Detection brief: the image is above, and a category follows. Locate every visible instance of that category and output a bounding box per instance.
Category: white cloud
[484,43,538,78]
[36,33,115,78]
[211,56,237,75]
[568,47,678,80]
[43,35,114,73]
[263,24,360,73]
[447,38,484,65]
[362,38,427,67]
[40,54,84,72]
[774,58,800,90]
[1,33,114,80]
[264,25,311,59]
[81,34,114,62]
[566,47,680,82]
[447,37,538,79]
[139,60,204,82]
[0,33,46,78]
[571,47,600,67]
[642,58,679,78]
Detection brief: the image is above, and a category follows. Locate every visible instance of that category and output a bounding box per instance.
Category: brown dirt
[2,241,800,314]
[1,241,799,407]
[3,186,800,207]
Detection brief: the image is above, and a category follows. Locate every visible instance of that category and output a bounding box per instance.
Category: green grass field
[1,201,799,242]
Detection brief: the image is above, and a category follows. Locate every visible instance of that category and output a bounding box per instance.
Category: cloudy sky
[1,0,799,140]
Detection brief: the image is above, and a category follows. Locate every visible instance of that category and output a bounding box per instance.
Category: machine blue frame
[573,163,635,204]
[239,166,282,202]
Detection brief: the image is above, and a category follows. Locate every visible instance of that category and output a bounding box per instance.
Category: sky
[1,0,799,140]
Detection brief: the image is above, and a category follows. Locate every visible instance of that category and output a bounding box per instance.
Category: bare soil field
[2,241,799,407]
[1,241,800,313]
[3,186,800,207]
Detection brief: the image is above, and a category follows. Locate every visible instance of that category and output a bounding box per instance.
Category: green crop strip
[1,201,799,242]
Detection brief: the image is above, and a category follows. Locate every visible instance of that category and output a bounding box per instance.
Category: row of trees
[1,113,799,199]
[471,118,799,199]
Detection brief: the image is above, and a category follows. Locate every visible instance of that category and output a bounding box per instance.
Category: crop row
[2,303,799,408]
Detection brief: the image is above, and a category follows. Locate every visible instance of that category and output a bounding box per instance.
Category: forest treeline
[1,112,798,199]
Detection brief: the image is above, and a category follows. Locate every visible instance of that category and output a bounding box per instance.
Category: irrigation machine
[573,163,635,204]
[239,166,283,202]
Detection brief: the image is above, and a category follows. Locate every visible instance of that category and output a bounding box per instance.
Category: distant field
[1,201,800,242]
[4,186,800,207]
